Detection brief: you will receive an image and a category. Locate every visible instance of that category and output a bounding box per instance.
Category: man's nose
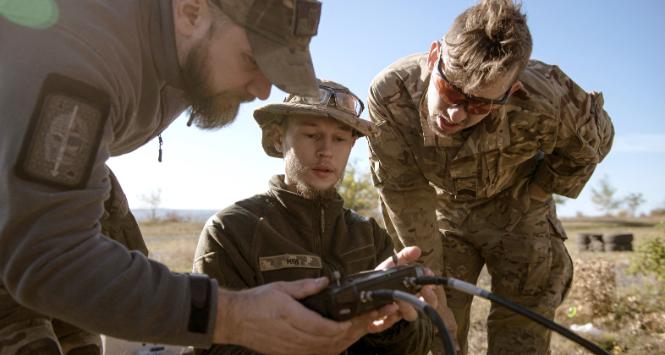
[317,139,333,158]
[446,104,467,124]
[247,73,272,100]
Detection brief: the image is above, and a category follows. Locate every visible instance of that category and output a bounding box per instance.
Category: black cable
[365,289,456,355]
[414,276,609,355]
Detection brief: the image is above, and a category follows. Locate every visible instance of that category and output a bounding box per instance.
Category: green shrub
[630,237,665,284]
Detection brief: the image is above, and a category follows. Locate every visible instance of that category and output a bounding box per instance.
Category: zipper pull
[157,134,163,163]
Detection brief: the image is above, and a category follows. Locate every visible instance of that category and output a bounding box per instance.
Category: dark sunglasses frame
[434,50,512,114]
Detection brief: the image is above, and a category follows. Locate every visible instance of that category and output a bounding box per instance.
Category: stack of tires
[603,233,634,251]
[589,234,605,252]
[575,232,634,252]
[576,233,592,251]
[576,233,603,251]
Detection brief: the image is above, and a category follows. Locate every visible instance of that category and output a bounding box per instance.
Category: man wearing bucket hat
[193,80,436,355]
[0,0,353,354]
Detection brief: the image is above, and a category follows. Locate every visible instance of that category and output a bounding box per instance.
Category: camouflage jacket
[367,53,614,271]
[194,175,432,355]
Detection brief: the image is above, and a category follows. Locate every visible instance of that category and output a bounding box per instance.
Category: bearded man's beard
[181,33,254,130]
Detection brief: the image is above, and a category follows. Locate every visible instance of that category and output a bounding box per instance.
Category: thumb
[278,277,329,299]
[375,246,423,270]
[395,246,422,265]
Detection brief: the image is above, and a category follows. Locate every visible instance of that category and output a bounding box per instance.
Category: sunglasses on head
[433,51,512,115]
[285,85,365,117]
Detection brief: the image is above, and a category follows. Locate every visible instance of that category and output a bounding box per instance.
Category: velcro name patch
[259,254,322,271]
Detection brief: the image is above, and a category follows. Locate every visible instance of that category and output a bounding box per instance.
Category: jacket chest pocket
[417,147,454,193]
[250,219,323,284]
[449,148,504,199]
[338,244,377,275]
[449,157,479,200]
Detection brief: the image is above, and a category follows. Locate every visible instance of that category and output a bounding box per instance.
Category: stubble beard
[285,155,338,201]
[181,29,253,130]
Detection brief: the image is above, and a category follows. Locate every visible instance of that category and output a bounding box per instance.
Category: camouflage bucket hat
[254,79,377,158]
[213,0,321,97]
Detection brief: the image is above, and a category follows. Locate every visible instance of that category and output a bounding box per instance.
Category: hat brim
[248,31,318,97]
[254,103,376,158]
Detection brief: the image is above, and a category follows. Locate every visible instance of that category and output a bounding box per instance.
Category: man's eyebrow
[297,121,319,128]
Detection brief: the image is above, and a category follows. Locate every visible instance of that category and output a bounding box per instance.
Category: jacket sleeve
[532,66,615,197]
[366,81,442,273]
[347,223,433,355]
[0,20,216,347]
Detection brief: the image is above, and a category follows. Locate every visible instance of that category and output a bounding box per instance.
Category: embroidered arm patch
[15,73,110,189]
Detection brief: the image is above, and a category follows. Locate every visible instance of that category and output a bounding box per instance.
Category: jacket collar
[267,175,344,227]
[143,0,184,89]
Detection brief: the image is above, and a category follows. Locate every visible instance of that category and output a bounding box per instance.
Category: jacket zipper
[313,204,325,275]
[320,206,325,236]
[315,204,324,256]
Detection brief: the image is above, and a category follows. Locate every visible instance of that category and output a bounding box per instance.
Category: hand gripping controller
[300,265,427,321]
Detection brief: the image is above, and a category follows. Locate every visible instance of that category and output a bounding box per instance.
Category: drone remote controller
[300,265,426,321]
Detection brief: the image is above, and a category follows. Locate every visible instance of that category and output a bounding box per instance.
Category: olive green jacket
[194,175,432,355]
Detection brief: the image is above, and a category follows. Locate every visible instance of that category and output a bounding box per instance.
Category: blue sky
[108,0,665,217]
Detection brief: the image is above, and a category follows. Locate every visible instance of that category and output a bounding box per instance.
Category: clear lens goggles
[285,85,365,117]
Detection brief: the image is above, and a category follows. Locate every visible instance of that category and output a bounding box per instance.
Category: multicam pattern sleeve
[527,63,614,197]
[366,58,443,273]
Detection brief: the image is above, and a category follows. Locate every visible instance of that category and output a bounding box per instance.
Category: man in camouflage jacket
[366,0,614,354]
[193,80,437,355]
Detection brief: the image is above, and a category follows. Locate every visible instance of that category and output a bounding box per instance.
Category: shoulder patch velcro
[15,73,110,189]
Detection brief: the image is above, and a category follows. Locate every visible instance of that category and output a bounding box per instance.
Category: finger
[375,303,399,318]
[420,285,438,308]
[376,246,422,269]
[350,310,379,326]
[269,312,361,355]
[278,277,329,299]
[396,300,418,322]
[433,286,448,307]
[277,295,351,336]
[274,278,354,334]
[367,314,401,333]
[395,246,421,265]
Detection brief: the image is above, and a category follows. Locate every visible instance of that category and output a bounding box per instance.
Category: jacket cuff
[184,274,218,347]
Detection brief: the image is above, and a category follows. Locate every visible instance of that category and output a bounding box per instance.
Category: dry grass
[466,218,665,355]
[139,219,205,272]
[140,216,665,354]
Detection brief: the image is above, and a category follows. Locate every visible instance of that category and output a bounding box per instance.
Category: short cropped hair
[443,0,532,91]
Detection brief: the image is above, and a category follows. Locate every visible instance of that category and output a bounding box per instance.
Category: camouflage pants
[441,198,573,355]
[0,168,146,355]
